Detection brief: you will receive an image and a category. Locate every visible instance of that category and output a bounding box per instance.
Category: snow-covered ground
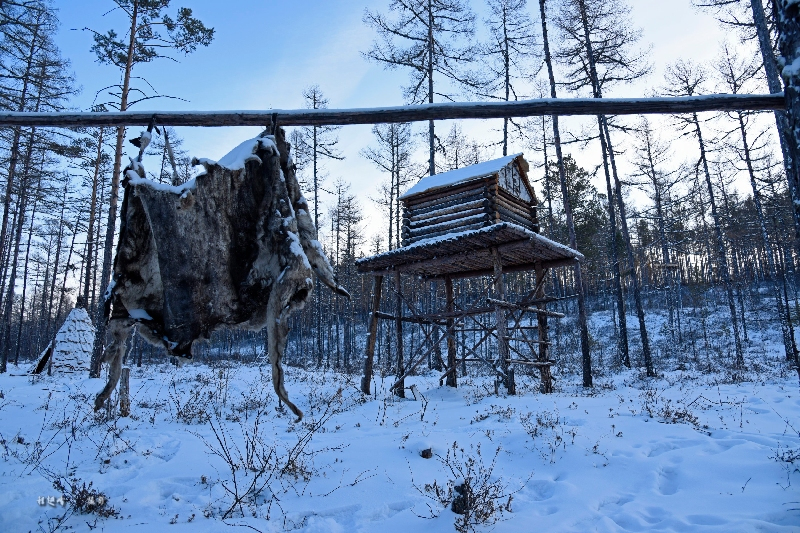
[1,352,799,532]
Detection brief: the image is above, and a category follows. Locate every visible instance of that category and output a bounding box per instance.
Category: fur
[94,128,347,420]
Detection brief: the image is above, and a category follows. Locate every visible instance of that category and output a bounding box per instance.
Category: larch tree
[775,2,800,249]
[364,0,477,177]
[0,1,75,372]
[362,122,417,250]
[437,122,483,172]
[86,0,213,377]
[476,0,540,155]
[715,43,798,366]
[630,118,683,338]
[538,0,593,385]
[695,0,800,239]
[554,0,652,374]
[663,59,745,368]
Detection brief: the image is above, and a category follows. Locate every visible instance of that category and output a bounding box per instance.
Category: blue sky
[51,0,735,246]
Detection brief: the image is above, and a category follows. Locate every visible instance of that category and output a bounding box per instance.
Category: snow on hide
[96,128,346,420]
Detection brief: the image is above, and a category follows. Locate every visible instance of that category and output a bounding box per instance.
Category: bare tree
[664,59,745,368]
[538,0,593,385]
[362,122,417,250]
[364,0,477,176]
[555,0,652,373]
[476,0,540,155]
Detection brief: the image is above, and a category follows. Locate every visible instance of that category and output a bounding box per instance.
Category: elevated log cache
[358,152,584,396]
[400,154,538,245]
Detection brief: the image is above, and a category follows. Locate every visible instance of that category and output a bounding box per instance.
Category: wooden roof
[356,222,583,279]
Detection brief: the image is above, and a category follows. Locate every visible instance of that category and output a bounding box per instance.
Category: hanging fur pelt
[94,127,348,420]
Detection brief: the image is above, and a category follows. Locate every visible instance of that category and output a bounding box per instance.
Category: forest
[1,0,800,531]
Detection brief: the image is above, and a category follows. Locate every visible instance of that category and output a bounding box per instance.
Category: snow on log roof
[356,222,583,278]
[400,153,524,200]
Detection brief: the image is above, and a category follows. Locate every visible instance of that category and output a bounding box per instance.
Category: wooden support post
[394,270,405,398]
[119,367,131,417]
[445,276,458,388]
[535,263,553,393]
[361,275,383,395]
[491,247,515,395]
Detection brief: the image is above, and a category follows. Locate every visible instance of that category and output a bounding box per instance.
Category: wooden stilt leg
[394,270,405,398]
[119,367,131,417]
[445,276,457,388]
[491,247,514,395]
[361,275,383,395]
[535,263,553,393]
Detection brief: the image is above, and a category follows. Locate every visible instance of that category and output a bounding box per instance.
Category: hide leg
[266,293,303,421]
[94,319,134,411]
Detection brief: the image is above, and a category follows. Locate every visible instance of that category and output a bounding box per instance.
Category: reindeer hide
[101,128,343,419]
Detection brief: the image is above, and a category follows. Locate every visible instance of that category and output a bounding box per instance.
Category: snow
[28,307,95,375]
[125,135,280,195]
[400,153,523,199]
[126,167,197,195]
[784,56,800,80]
[128,309,154,321]
[359,222,585,264]
[2,300,800,531]
[1,360,798,531]
[216,137,265,171]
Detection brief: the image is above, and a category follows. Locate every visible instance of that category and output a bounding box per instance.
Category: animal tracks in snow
[2,366,799,532]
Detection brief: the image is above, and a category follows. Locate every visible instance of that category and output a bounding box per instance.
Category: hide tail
[265,271,312,421]
[94,319,134,411]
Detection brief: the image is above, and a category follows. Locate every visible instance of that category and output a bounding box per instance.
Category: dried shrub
[415,441,515,533]
[52,476,119,518]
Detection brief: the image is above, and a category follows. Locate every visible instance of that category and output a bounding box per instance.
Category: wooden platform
[356,222,583,279]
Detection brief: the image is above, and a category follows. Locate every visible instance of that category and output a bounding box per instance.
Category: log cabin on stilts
[357,153,583,397]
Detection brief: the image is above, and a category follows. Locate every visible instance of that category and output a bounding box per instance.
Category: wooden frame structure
[357,223,582,396]
[358,150,583,397]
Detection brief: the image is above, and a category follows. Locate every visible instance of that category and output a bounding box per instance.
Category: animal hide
[94,128,346,420]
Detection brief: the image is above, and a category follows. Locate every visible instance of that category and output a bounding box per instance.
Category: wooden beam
[535,263,553,394]
[487,297,566,318]
[445,277,457,388]
[393,271,404,398]
[491,247,515,395]
[0,93,784,128]
[361,275,383,395]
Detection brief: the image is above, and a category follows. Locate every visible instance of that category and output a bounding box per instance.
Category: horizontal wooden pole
[0,93,785,128]
[487,298,566,318]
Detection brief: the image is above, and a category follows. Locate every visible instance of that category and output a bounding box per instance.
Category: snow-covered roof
[400,153,524,200]
[356,222,583,278]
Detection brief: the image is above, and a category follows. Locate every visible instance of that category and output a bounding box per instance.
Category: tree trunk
[603,120,653,375]
[539,0,592,386]
[84,127,105,307]
[90,0,139,377]
[693,113,744,367]
[751,0,800,238]
[576,0,630,368]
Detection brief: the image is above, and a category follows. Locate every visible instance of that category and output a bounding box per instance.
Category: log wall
[401,172,538,246]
